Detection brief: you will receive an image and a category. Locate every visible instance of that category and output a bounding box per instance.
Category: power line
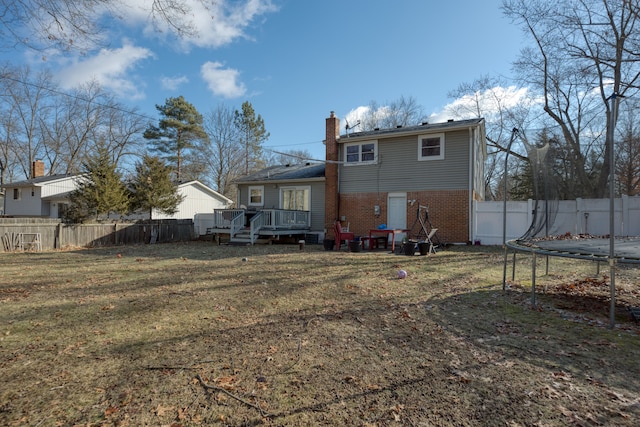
[0,73,157,122]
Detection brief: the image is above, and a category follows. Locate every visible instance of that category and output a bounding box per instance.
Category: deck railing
[230,212,245,238]
[213,209,244,228]
[249,209,310,243]
[256,209,310,229]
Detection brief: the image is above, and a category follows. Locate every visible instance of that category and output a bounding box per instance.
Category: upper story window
[418,133,444,161]
[13,188,21,200]
[248,185,264,206]
[345,140,377,165]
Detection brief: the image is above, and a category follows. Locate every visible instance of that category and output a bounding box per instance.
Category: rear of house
[235,162,325,233]
[324,112,486,245]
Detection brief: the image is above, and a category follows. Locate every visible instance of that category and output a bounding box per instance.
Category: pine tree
[129,155,184,219]
[65,147,130,222]
[234,101,269,175]
[143,96,208,182]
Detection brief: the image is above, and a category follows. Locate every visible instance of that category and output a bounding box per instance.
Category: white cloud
[161,75,189,91]
[56,40,154,99]
[344,106,370,126]
[122,0,278,49]
[428,86,533,123]
[201,61,246,98]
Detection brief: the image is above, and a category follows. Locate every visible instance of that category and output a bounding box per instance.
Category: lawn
[1,242,640,426]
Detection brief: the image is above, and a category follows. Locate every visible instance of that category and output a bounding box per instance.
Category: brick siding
[338,190,470,244]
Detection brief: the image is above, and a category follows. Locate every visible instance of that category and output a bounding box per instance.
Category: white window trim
[344,140,378,165]
[248,185,264,207]
[418,133,445,161]
[280,185,311,211]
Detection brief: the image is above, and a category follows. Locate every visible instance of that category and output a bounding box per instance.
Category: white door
[387,193,407,243]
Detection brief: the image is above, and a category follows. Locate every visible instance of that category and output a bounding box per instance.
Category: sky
[5,0,526,162]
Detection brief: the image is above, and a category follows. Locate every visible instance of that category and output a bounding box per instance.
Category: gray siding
[339,129,471,193]
[237,180,325,232]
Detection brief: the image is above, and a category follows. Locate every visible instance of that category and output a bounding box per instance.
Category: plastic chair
[334,221,355,251]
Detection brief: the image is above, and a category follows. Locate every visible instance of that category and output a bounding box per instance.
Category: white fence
[473,196,640,245]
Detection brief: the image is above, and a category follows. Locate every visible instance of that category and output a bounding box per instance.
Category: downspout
[467,125,475,245]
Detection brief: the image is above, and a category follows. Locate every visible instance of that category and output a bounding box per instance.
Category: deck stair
[230,228,253,245]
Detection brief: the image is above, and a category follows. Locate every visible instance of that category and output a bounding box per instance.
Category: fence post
[576,198,584,234]
[56,222,62,249]
[622,195,629,236]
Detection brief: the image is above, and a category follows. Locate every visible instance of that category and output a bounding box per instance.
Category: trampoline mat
[514,237,640,262]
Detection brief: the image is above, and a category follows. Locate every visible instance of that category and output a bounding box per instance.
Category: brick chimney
[31,160,45,178]
[324,111,340,237]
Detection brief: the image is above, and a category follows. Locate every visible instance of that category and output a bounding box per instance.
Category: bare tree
[616,100,640,196]
[448,75,534,199]
[201,104,244,197]
[503,0,640,198]
[1,66,54,179]
[355,96,427,132]
[1,66,146,179]
[0,0,209,53]
[265,148,314,166]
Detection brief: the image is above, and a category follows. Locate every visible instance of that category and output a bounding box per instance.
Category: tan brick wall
[337,190,470,244]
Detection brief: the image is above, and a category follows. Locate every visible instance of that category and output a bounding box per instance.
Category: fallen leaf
[155,404,174,417]
[104,405,119,416]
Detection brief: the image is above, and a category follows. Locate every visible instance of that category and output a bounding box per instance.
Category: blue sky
[8,0,525,162]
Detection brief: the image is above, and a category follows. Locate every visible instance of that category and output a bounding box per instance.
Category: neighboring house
[2,162,76,218]
[2,161,232,223]
[152,180,232,220]
[324,112,486,245]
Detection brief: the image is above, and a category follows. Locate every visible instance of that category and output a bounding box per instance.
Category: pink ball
[397,269,407,279]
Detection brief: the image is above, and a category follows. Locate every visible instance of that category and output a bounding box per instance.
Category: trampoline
[507,236,640,264]
[500,109,640,327]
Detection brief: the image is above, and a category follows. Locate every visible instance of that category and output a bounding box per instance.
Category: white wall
[153,184,230,220]
[4,186,43,216]
[473,196,640,245]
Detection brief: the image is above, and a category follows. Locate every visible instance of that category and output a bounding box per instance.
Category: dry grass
[2,242,640,426]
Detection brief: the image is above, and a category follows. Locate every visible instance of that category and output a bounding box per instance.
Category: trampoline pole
[607,94,620,329]
[502,128,519,291]
[545,255,549,276]
[531,252,537,308]
[512,252,516,281]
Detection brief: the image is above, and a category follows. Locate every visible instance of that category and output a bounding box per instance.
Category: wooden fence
[0,218,194,252]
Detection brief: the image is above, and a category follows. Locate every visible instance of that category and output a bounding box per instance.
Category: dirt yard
[1,242,640,426]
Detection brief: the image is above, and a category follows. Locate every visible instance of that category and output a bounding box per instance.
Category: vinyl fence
[473,196,640,245]
[0,218,194,252]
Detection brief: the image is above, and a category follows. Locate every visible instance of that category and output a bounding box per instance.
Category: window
[345,140,377,164]
[248,186,264,206]
[13,188,21,200]
[281,186,310,211]
[418,133,444,160]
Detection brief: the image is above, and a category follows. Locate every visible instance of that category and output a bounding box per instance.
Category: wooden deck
[207,208,311,244]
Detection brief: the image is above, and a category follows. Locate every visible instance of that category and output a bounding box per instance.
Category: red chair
[334,221,355,251]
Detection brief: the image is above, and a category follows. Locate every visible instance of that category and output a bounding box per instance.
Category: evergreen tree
[129,155,184,219]
[233,101,269,175]
[143,96,208,182]
[65,147,130,222]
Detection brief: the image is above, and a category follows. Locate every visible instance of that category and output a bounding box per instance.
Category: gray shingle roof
[340,117,484,140]
[235,163,325,183]
[2,174,75,188]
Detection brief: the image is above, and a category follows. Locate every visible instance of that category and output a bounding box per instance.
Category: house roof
[178,180,233,204]
[1,174,75,188]
[338,118,485,142]
[234,163,325,184]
